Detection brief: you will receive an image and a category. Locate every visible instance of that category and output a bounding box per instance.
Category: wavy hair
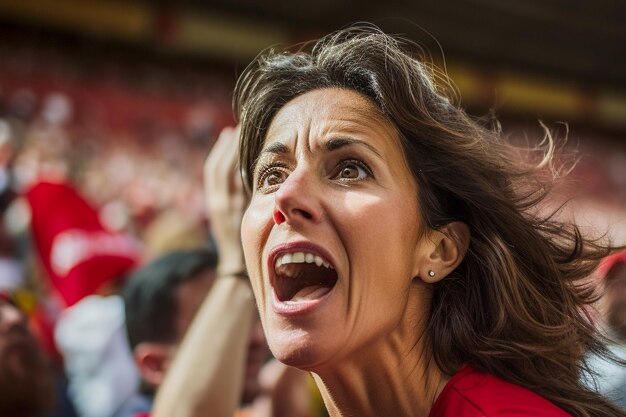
[234,24,624,417]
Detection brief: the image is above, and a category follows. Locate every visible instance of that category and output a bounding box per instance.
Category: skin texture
[242,88,467,416]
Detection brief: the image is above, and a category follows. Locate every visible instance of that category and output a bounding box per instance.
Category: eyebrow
[258,136,382,159]
[325,137,382,158]
[260,142,290,156]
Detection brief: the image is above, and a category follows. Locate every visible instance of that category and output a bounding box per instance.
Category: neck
[312,292,449,417]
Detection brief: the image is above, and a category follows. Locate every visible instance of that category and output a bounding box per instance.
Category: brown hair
[234,24,624,417]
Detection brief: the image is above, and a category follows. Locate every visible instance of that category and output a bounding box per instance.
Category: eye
[256,164,289,191]
[334,159,372,181]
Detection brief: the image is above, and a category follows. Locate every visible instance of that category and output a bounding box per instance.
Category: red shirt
[429,366,571,417]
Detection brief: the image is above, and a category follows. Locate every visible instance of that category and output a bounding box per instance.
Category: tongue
[289,285,331,302]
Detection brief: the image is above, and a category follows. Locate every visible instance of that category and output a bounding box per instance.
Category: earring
[428,270,435,277]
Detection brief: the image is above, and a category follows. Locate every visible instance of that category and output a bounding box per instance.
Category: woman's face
[242,88,428,371]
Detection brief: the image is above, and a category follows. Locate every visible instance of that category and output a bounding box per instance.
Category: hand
[204,125,247,276]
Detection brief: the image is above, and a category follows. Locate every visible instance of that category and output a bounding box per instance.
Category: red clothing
[429,366,571,417]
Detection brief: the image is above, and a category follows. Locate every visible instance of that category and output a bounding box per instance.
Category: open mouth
[273,251,338,303]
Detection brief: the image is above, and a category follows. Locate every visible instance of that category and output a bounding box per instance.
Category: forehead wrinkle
[259,120,297,159]
[260,88,398,164]
[331,87,388,123]
[302,119,313,156]
[324,114,401,165]
[289,88,386,151]
[346,104,386,126]
[326,97,395,139]
[263,102,314,157]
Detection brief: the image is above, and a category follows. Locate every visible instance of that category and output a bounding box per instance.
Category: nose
[273,166,322,226]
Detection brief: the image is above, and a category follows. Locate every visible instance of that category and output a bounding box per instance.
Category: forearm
[151,276,255,417]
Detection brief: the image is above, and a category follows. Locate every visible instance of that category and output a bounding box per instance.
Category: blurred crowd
[0,36,233,232]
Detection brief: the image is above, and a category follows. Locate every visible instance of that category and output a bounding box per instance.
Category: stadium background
[0,0,624,250]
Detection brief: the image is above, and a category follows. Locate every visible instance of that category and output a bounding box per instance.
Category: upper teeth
[275,252,332,269]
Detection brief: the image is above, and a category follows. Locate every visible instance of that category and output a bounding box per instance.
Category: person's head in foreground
[123,248,268,404]
[235,24,625,417]
[0,292,55,417]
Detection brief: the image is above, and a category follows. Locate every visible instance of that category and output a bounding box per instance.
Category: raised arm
[151,125,254,417]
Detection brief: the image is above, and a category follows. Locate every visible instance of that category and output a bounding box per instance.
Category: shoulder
[429,366,572,417]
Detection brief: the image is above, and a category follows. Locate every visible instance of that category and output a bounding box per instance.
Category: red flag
[25,181,142,307]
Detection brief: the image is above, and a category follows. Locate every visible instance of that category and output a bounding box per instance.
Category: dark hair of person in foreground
[123,248,217,394]
[234,24,625,417]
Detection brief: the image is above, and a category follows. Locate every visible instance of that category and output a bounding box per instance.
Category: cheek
[241,198,274,301]
[339,192,420,315]
[241,207,258,262]
[343,191,420,266]
[241,198,271,257]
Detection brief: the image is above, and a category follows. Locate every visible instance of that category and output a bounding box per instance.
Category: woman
[235,25,625,417]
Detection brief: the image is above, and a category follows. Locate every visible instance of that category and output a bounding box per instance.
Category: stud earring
[428,270,435,277]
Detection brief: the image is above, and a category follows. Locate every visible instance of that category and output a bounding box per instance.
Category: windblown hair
[234,24,624,417]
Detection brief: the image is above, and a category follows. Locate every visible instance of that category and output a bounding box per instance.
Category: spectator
[122,248,269,417]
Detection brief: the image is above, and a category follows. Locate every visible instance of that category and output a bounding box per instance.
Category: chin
[267,325,337,372]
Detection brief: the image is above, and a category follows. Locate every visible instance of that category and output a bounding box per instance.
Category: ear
[414,221,470,284]
[133,342,174,388]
